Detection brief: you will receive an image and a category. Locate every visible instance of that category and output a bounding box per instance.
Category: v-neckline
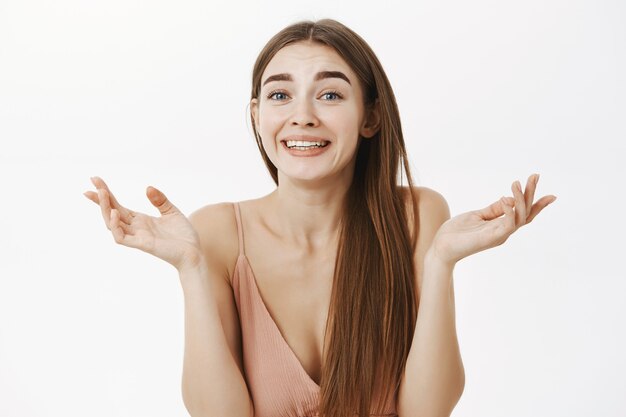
[238,253,322,390]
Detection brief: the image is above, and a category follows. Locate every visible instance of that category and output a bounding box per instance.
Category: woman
[84,19,556,417]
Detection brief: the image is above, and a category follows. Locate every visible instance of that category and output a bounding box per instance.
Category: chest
[245,237,335,386]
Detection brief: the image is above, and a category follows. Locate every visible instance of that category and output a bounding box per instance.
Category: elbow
[181,387,215,417]
[445,370,465,417]
[182,387,254,417]
[457,365,466,398]
[397,375,465,417]
[181,389,207,417]
[446,365,465,413]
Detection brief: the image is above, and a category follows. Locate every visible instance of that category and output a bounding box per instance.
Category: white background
[1,0,624,416]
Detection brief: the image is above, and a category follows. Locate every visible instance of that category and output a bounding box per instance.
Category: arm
[180,204,253,417]
[84,180,253,416]
[397,188,465,417]
[397,175,555,416]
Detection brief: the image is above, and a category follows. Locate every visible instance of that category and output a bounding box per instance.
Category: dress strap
[233,202,245,256]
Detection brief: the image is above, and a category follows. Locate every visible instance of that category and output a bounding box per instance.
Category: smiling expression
[250,41,378,186]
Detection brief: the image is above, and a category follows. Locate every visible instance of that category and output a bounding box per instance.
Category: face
[251,41,379,185]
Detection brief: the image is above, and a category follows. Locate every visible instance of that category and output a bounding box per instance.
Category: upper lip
[281,135,330,143]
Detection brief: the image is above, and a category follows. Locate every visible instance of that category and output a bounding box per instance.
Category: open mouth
[281,140,330,150]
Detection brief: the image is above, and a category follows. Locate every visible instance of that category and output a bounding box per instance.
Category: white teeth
[285,140,328,149]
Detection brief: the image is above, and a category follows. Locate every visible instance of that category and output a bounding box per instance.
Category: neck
[268,173,353,252]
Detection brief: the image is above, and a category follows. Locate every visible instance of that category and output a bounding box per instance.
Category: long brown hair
[249,19,420,417]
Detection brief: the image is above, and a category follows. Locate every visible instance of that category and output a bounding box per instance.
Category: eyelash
[266,90,344,101]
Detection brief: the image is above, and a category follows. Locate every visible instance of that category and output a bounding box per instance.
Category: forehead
[262,41,355,81]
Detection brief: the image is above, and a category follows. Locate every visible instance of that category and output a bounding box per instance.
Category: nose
[290,98,319,127]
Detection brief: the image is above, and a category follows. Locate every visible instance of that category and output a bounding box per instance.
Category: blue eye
[322,91,343,100]
[265,90,343,101]
[267,91,288,100]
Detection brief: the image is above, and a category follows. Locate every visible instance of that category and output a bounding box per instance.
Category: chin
[278,170,331,184]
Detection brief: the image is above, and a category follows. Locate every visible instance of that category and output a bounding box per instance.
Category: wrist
[424,249,456,274]
[176,250,206,273]
[178,263,210,295]
[177,254,209,286]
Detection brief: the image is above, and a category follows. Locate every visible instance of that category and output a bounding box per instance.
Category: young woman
[84,18,556,417]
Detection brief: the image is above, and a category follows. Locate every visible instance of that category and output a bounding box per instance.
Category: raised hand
[84,177,204,271]
[428,173,557,267]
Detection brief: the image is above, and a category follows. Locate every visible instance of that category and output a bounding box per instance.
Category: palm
[431,211,510,264]
[123,210,200,266]
[429,174,557,266]
[84,176,203,270]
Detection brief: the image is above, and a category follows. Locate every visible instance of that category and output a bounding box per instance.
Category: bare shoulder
[400,185,450,235]
[399,186,451,296]
[187,202,240,285]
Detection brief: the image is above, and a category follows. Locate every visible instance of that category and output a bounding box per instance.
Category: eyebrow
[262,71,352,86]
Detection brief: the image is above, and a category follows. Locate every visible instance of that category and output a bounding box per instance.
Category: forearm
[398,254,465,417]
[179,265,253,417]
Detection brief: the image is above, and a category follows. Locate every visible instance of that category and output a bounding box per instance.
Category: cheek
[258,107,286,134]
[257,112,283,154]
[324,106,363,139]
[259,133,278,155]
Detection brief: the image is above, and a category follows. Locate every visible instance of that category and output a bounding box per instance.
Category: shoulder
[188,202,241,284]
[399,185,450,235]
[399,186,451,296]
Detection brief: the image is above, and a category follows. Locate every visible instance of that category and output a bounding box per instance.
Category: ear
[360,99,381,139]
[250,98,259,130]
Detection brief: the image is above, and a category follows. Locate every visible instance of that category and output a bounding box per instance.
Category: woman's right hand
[84,176,204,271]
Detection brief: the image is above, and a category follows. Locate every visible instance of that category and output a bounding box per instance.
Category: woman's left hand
[428,174,557,267]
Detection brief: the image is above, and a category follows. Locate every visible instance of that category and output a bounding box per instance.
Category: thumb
[146,186,180,216]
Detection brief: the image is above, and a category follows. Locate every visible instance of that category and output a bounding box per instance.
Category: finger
[147,186,180,216]
[512,180,527,228]
[98,188,112,230]
[110,209,142,249]
[110,209,123,242]
[88,189,132,227]
[498,196,516,239]
[524,174,538,216]
[526,195,557,224]
[486,197,515,246]
[475,196,513,220]
[91,176,122,208]
[83,191,99,205]
[90,177,134,223]
[116,215,133,234]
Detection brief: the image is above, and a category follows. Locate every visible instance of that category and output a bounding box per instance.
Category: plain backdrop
[1,0,624,416]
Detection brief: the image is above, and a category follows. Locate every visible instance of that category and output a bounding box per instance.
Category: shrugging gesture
[83,176,203,271]
[428,173,557,266]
